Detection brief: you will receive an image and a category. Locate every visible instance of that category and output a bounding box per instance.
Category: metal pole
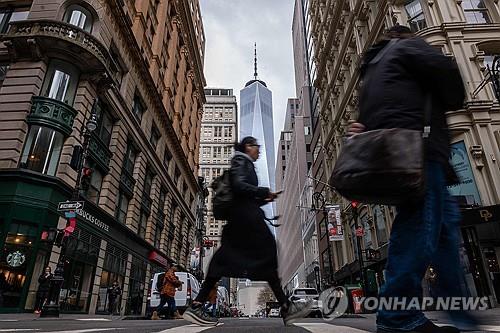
[353,207,366,293]
[323,207,334,287]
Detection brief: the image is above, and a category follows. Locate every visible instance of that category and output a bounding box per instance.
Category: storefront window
[97,244,127,314]
[59,228,100,313]
[125,256,146,315]
[20,125,64,175]
[0,222,38,309]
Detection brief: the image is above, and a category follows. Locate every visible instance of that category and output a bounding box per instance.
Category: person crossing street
[183,137,312,327]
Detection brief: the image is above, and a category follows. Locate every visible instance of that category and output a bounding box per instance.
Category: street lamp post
[40,99,99,317]
[351,202,367,294]
[312,192,334,288]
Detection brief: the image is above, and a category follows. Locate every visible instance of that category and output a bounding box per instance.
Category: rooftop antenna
[254,43,258,80]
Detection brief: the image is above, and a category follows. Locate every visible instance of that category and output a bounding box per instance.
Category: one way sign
[58,201,84,212]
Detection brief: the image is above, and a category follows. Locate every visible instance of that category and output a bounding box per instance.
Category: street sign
[57,201,84,212]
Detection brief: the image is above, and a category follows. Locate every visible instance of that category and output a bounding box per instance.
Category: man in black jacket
[349,26,478,333]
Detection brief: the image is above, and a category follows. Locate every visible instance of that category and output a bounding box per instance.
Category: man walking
[151,265,182,320]
[348,25,477,333]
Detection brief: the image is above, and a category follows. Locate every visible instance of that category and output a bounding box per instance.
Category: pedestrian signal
[81,167,93,191]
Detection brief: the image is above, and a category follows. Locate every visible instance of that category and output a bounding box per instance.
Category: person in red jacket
[152,265,182,320]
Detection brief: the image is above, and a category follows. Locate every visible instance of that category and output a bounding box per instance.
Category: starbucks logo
[7,251,26,267]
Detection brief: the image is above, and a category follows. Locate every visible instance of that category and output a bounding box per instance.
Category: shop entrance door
[483,247,500,304]
[461,227,492,300]
[0,222,39,312]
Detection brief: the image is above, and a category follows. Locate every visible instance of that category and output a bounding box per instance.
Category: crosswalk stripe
[157,324,218,333]
[476,325,500,332]
[38,329,124,333]
[75,319,112,322]
[0,330,39,332]
[294,323,371,333]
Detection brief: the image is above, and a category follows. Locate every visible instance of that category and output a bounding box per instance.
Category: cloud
[200,0,296,158]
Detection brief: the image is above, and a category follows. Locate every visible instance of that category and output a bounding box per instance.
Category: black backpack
[212,170,233,220]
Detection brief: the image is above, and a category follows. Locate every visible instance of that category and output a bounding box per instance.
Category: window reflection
[20,125,64,176]
[48,70,71,102]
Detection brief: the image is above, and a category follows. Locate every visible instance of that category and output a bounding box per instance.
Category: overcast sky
[199,0,296,150]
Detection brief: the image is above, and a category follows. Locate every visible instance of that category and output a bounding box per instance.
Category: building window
[95,103,114,147]
[132,94,145,121]
[64,4,93,32]
[42,60,79,105]
[461,0,491,24]
[405,0,427,32]
[164,149,172,169]
[123,143,137,176]
[0,7,29,33]
[143,169,154,199]
[138,210,148,238]
[116,191,130,223]
[20,125,64,175]
[150,124,160,149]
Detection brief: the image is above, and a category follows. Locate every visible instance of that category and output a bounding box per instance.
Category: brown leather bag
[331,39,431,205]
[331,128,427,205]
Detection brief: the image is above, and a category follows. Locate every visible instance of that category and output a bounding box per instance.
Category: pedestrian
[34,266,52,314]
[183,136,311,326]
[151,265,182,320]
[348,25,478,333]
[204,283,218,318]
[107,281,121,315]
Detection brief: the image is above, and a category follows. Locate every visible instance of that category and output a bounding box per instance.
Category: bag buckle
[423,126,431,138]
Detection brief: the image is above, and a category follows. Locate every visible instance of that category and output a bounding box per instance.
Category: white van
[147,272,201,315]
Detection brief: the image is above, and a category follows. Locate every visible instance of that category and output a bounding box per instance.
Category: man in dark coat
[107,281,121,315]
[183,136,311,326]
[348,26,478,333]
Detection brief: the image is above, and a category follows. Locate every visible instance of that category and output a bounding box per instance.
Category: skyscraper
[240,45,276,220]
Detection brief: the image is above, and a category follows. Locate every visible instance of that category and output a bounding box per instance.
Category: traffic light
[64,211,77,236]
[351,201,359,209]
[81,167,93,191]
[70,146,83,171]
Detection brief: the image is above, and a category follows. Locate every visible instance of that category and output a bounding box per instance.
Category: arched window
[64,4,93,32]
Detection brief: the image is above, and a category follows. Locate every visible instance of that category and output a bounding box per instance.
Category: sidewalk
[0,312,145,321]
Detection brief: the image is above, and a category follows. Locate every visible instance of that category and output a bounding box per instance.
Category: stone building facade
[0,0,205,315]
[309,0,500,305]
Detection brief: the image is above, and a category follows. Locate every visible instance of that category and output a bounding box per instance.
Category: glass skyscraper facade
[240,79,276,222]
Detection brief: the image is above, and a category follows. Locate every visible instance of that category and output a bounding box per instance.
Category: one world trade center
[240,45,276,225]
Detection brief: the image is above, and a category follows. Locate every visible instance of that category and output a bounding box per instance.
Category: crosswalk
[4,323,500,333]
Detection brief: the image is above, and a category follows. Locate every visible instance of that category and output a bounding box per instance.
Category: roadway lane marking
[294,323,371,332]
[75,319,112,321]
[0,330,39,332]
[38,329,124,333]
[0,319,19,322]
[158,324,223,333]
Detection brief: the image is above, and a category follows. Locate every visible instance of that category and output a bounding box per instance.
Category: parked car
[269,308,280,317]
[289,287,322,317]
[146,271,201,317]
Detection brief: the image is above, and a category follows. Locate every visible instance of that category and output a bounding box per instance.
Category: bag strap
[368,38,433,137]
[369,39,399,65]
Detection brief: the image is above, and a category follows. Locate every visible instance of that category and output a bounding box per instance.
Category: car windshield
[294,289,317,295]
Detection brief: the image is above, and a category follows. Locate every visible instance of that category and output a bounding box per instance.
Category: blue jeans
[157,295,176,317]
[377,162,477,331]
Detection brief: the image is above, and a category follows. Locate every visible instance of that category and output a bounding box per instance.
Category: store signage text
[76,209,110,232]
[149,251,169,268]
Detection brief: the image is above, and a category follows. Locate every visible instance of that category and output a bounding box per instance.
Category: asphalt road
[1,311,500,333]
